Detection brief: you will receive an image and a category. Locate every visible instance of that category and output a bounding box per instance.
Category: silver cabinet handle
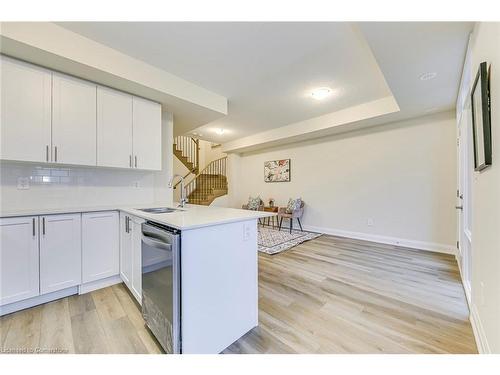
[125,216,130,233]
[135,155,137,168]
[32,218,36,237]
[54,146,58,162]
[42,217,46,235]
[129,155,132,168]
[46,145,49,162]
[455,206,463,210]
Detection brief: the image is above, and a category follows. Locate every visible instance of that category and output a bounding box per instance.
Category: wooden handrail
[172,170,194,189]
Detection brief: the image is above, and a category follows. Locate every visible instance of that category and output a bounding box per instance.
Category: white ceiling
[57,22,473,144]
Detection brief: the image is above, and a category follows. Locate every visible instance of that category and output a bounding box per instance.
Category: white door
[130,216,144,304]
[456,38,473,305]
[119,213,133,288]
[82,211,119,283]
[40,214,82,294]
[0,216,40,306]
[0,56,52,163]
[97,86,133,168]
[457,101,473,303]
[132,97,162,171]
[52,73,97,166]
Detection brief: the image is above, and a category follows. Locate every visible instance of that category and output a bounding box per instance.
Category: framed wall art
[264,159,290,182]
[471,61,492,171]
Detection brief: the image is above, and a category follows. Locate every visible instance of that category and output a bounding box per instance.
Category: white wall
[466,22,500,354]
[0,111,174,212]
[227,111,457,253]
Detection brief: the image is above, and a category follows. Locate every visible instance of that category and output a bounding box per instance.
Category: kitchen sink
[137,207,182,214]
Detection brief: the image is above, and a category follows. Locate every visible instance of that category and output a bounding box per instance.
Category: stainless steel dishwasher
[141,221,181,353]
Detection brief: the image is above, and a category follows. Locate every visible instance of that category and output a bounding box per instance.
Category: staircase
[185,157,228,205]
[173,136,199,175]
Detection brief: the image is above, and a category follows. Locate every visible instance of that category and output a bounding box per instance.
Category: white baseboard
[78,274,122,295]
[303,225,457,255]
[470,304,491,354]
[0,286,78,316]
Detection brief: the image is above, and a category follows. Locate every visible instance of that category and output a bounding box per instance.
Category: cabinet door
[0,56,52,163]
[52,73,97,166]
[40,213,82,294]
[0,216,40,306]
[97,87,133,168]
[130,216,144,304]
[82,211,119,283]
[132,97,162,171]
[119,213,133,288]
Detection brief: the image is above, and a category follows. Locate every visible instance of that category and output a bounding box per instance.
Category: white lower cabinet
[0,216,40,306]
[39,213,82,294]
[120,212,144,304]
[82,211,119,283]
[1,209,141,315]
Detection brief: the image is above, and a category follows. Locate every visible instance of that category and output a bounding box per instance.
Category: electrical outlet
[367,218,374,227]
[17,177,30,190]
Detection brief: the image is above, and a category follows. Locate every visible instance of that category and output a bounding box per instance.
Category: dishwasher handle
[142,235,172,251]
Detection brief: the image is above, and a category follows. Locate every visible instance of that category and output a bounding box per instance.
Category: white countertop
[0,203,275,230]
[121,204,274,230]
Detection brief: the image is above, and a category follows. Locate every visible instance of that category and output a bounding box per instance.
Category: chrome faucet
[168,174,188,208]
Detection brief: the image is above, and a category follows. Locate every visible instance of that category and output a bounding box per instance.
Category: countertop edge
[1,204,276,230]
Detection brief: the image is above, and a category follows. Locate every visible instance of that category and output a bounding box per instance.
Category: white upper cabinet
[133,97,162,171]
[52,73,97,166]
[97,87,133,168]
[39,213,82,294]
[82,211,120,283]
[0,216,40,306]
[1,57,162,170]
[0,56,52,163]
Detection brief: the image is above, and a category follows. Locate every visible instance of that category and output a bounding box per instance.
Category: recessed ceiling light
[310,87,332,100]
[215,128,225,135]
[419,72,437,81]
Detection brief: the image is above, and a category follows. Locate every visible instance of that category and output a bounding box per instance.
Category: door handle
[129,155,132,168]
[142,236,172,251]
[32,218,36,237]
[455,206,463,210]
[46,145,49,162]
[42,217,46,235]
[135,155,137,168]
[54,146,58,162]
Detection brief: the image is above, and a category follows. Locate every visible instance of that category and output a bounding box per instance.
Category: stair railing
[173,135,199,173]
[173,136,199,189]
[185,156,227,204]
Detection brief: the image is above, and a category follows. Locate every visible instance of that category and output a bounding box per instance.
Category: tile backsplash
[0,162,159,211]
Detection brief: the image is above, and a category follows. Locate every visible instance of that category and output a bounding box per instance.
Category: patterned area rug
[258,226,322,255]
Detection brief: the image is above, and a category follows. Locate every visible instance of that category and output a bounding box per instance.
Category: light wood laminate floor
[1,235,477,354]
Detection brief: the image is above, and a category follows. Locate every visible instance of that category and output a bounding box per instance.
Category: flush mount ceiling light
[310,87,333,100]
[215,128,225,135]
[419,72,437,81]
